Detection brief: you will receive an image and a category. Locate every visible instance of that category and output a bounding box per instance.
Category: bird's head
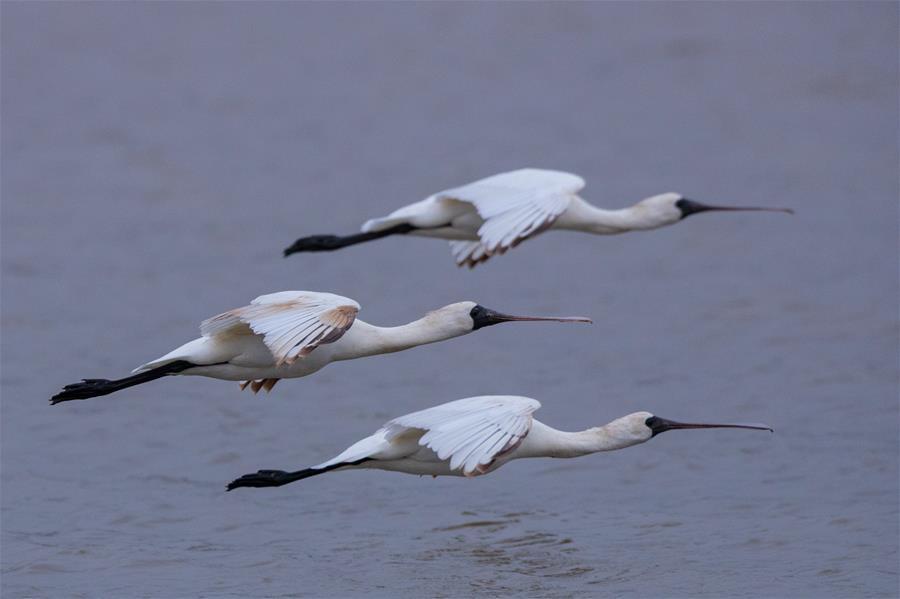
[422,302,591,339]
[633,193,793,229]
[632,193,687,228]
[602,411,773,449]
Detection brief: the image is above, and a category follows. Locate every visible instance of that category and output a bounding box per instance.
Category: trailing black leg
[50,360,195,405]
[283,224,416,256]
[226,459,372,491]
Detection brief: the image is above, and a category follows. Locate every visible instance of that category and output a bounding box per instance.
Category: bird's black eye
[644,416,659,429]
[469,304,496,330]
[469,305,486,321]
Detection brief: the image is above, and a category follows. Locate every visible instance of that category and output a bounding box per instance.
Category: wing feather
[384,395,541,476]
[268,316,320,356]
[448,240,486,268]
[452,423,506,471]
[199,291,360,365]
[438,169,584,263]
[479,429,512,465]
[443,421,498,466]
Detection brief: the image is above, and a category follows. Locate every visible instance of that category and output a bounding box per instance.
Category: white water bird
[284,168,792,267]
[51,292,590,404]
[227,395,772,490]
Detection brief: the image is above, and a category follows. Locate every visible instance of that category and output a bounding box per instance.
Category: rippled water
[2,3,897,597]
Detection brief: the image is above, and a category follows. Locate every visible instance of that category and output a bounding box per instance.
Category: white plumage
[314,396,539,476]
[226,395,773,490]
[197,291,359,367]
[51,293,590,404]
[434,169,582,255]
[384,395,540,474]
[285,168,791,268]
[362,169,583,266]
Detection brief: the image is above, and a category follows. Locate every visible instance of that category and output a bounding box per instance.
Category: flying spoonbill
[50,292,590,404]
[227,395,772,490]
[284,168,792,268]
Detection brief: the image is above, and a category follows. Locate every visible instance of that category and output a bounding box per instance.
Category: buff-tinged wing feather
[200,291,360,365]
[449,240,493,268]
[239,378,281,393]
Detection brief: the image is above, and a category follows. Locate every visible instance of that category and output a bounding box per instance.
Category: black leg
[50,360,195,405]
[283,224,416,256]
[226,469,321,491]
[226,458,372,491]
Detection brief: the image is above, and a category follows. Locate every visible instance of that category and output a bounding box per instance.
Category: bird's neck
[338,318,469,359]
[556,197,663,234]
[524,421,643,458]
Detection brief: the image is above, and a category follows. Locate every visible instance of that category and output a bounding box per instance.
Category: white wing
[437,168,584,255]
[200,291,360,366]
[448,240,492,269]
[363,169,584,266]
[384,395,541,476]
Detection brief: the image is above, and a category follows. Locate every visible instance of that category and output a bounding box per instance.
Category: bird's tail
[50,360,194,405]
[226,458,372,491]
[283,224,415,256]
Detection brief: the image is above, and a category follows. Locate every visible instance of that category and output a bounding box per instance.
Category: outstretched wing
[200,291,360,366]
[438,168,584,257]
[384,395,541,476]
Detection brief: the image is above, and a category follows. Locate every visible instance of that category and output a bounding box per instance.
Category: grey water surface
[2,2,897,597]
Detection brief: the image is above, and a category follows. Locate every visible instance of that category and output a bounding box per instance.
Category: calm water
[2,3,897,597]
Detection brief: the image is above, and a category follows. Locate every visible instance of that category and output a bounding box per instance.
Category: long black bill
[646,416,773,437]
[470,305,592,330]
[676,198,793,219]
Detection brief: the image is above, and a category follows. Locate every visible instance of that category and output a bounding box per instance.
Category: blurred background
[2,3,897,597]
